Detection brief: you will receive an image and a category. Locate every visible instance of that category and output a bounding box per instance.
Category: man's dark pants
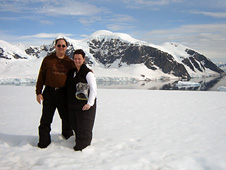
[38,86,73,148]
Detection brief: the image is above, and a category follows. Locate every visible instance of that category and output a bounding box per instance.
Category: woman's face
[74,54,85,68]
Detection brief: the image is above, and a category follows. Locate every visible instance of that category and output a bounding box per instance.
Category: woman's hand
[82,104,91,111]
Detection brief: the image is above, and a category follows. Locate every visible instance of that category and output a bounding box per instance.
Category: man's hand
[36,94,44,104]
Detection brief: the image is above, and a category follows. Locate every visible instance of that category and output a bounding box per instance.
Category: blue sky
[0,0,226,62]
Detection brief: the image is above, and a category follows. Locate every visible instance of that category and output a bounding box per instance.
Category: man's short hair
[55,38,69,46]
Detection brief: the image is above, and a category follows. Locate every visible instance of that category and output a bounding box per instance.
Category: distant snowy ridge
[0,30,225,85]
[216,62,226,72]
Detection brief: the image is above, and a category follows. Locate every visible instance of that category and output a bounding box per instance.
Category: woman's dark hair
[73,49,85,58]
[55,38,68,46]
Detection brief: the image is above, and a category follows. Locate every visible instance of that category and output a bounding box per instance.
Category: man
[36,38,74,148]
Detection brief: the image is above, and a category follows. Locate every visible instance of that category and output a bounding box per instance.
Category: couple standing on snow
[35,38,97,151]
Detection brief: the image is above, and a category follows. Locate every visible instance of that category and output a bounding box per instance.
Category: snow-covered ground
[0,85,226,170]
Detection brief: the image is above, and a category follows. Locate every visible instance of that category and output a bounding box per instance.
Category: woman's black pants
[68,100,96,150]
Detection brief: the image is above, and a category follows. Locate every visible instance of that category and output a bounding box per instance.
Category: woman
[66,49,97,151]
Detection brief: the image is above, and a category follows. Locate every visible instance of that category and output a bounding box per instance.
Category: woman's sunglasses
[57,45,66,48]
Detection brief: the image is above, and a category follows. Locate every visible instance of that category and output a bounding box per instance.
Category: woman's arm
[86,72,97,106]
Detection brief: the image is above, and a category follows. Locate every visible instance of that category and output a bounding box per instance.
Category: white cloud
[38,1,101,16]
[107,24,127,31]
[19,33,74,39]
[144,24,226,62]
[0,0,102,16]
[105,14,136,31]
[147,24,226,39]
[121,0,182,9]
[191,11,226,18]
[0,1,27,13]
[109,14,136,22]
[79,16,102,25]
[2,32,75,46]
[39,20,54,25]
[0,16,18,21]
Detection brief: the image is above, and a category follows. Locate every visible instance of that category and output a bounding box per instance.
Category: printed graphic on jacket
[52,63,68,76]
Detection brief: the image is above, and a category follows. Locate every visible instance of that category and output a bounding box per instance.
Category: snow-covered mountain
[0,30,225,84]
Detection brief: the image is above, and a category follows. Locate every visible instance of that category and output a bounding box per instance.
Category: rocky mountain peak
[0,31,225,80]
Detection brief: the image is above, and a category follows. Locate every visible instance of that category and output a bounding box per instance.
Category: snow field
[0,86,226,170]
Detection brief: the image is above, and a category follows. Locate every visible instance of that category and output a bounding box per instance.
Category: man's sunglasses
[57,45,66,48]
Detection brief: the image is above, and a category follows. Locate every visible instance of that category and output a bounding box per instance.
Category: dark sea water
[1,76,225,91]
[97,75,226,91]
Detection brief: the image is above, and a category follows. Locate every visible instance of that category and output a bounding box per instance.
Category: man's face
[55,39,67,55]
